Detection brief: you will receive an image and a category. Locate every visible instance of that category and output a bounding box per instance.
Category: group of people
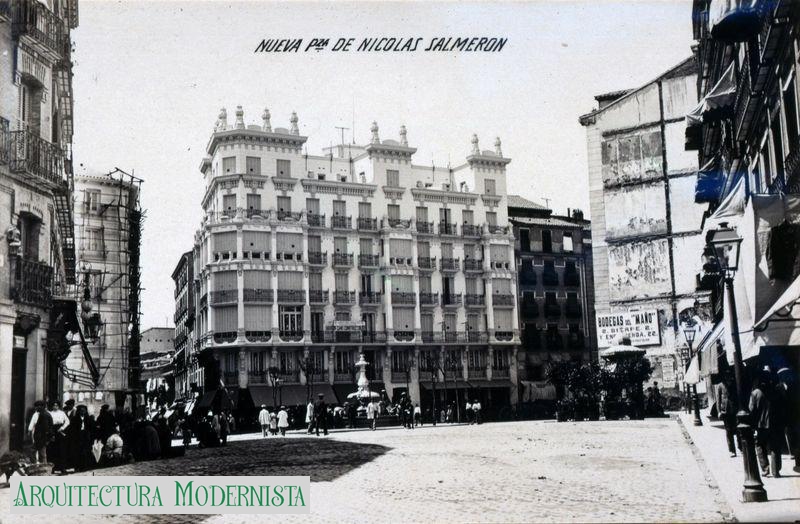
[192,409,234,447]
[258,405,290,437]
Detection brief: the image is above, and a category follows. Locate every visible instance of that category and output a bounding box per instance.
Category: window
[484,179,496,195]
[222,157,236,174]
[492,349,509,369]
[358,202,371,218]
[276,159,291,178]
[360,238,373,255]
[246,156,261,175]
[85,227,104,253]
[85,190,101,212]
[335,272,349,291]
[335,351,352,374]
[392,351,409,372]
[563,232,574,252]
[386,169,400,187]
[462,210,473,225]
[361,273,374,293]
[486,211,497,226]
[334,236,348,253]
[279,352,296,374]
[222,194,236,214]
[277,196,291,212]
[306,198,320,215]
[279,306,303,334]
[519,229,530,252]
[246,193,261,213]
[439,208,451,224]
[335,310,351,322]
[333,200,346,216]
[542,230,552,253]
[416,206,428,222]
[388,204,400,220]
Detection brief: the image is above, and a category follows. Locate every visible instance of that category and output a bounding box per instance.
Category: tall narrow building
[192,108,520,418]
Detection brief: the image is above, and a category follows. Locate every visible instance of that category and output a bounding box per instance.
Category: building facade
[688,0,800,379]
[508,196,596,387]
[63,171,143,412]
[0,0,79,453]
[579,57,708,390]
[191,106,520,415]
[172,250,198,400]
[140,326,174,355]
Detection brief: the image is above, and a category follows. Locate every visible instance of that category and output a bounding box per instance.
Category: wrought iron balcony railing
[331,215,352,229]
[494,331,514,341]
[279,330,304,342]
[464,259,483,271]
[393,331,415,342]
[439,222,457,235]
[12,256,53,308]
[442,293,462,307]
[493,293,515,306]
[418,256,436,270]
[358,254,380,267]
[488,225,509,235]
[419,292,438,306]
[277,210,302,222]
[359,291,382,305]
[421,331,436,342]
[465,294,485,306]
[334,290,356,304]
[243,288,273,303]
[332,253,353,267]
[3,130,66,189]
[11,0,66,57]
[308,251,327,265]
[307,213,325,227]
[309,290,329,304]
[440,258,460,271]
[210,289,237,305]
[357,217,378,231]
[245,331,272,343]
[461,224,481,237]
[277,289,305,302]
[416,221,434,234]
[391,292,416,305]
[387,218,411,229]
[214,331,237,344]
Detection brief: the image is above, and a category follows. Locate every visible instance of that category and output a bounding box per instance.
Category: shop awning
[687,62,736,123]
[684,355,701,385]
[195,389,233,412]
[754,273,800,330]
[696,321,725,355]
[709,0,761,42]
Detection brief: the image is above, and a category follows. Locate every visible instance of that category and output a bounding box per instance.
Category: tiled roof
[509,216,583,228]
[507,194,547,211]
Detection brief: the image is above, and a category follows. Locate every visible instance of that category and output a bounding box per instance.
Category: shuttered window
[386,170,400,187]
[391,275,413,292]
[306,198,320,214]
[416,206,428,222]
[421,314,434,332]
[419,276,432,293]
[441,243,453,258]
[246,194,261,212]
[277,196,291,212]
[215,306,237,331]
[333,200,346,216]
[462,210,473,225]
[393,308,414,330]
[213,231,237,253]
[278,271,303,290]
[468,313,480,330]
[390,239,412,257]
[490,244,509,262]
[484,179,496,195]
[214,270,237,291]
[358,202,371,218]
[494,309,513,330]
[465,277,479,295]
[334,237,348,253]
[360,238,372,255]
[417,242,430,258]
[276,159,291,178]
[277,233,302,253]
[245,305,271,330]
[222,194,236,212]
[243,231,270,252]
[309,272,322,290]
[493,278,512,294]
[222,157,236,174]
[335,273,349,291]
[244,270,271,288]
[486,211,497,226]
[439,208,451,223]
[308,236,322,252]
[388,204,400,220]
[246,156,261,175]
[444,313,456,332]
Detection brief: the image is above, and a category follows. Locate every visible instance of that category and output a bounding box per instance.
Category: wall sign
[595,310,660,348]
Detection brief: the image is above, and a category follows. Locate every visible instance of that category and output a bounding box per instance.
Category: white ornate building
[191,106,520,415]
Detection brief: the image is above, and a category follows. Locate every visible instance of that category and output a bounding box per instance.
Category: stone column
[412,273,421,339]
[208,272,216,332]
[383,348,394,400]
[328,348,335,384]
[486,347,494,381]
[410,347,421,404]
[271,271,279,339]
[302,236,311,340]
[299,348,309,385]
[383,274,393,337]
[237,267,245,341]
[0,311,15,454]
[485,278,495,339]
[238,348,248,388]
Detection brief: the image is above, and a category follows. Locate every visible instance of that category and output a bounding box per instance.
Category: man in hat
[258,404,270,438]
[28,401,53,464]
[278,406,289,436]
[313,393,328,436]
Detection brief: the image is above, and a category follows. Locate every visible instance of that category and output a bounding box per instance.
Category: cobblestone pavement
[0,418,733,523]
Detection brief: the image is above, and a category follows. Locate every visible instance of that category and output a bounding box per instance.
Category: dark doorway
[10,349,27,450]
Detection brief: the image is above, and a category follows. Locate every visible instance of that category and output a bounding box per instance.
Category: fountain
[347,353,381,402]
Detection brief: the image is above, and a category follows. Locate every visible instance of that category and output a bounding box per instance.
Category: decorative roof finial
[370,121,380,144]
[399,125,408,146]
[290,111,299,135]
[262,108,272,132]
[494,136,502,156]
[216,107,228,131]
[235,105,245,129]
[471,134,480,155]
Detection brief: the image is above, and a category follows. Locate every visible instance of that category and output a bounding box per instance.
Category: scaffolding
[61,168,144,406]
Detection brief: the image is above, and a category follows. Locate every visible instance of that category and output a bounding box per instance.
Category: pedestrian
[102,429,126,467]
[750,370,780,477]
[776,367,800,471]
[28,400,53,464]
[414,403,422,427]
[314,393,329,436]
[268,409,278,436]
[714,373,740,457]
[444,404,451,424]
[367,399,378,430]
[347,402,357,429]
[95,404,117,443]
[68,404,95,471]
[258,405,270,437]
[219,410,230,446]
[465,400,473,424]
[278,406,289,436]
[305,400,315,434]
[48,400,70,473]
[211,411,221,440]
[473,399,482,424]
[63,399,76,418]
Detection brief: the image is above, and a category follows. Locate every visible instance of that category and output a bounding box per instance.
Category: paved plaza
[0,418,733,523]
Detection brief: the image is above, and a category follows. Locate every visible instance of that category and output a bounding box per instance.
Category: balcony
[462,224,481,237]
[308,251,327,266]
[358,254,380,267]
[439,222,457,235]
[357,217,378,231]
[4,130,66,189]
[391,371,409,382]
[440,258,460,272]
[390,256,413,267]
[279,330,304,342]
[468,368,487,379]
[223,372,238,386]
[545,303,562,318]
[331,216,352,229]
[419,292,438,306]
[277,210,302,222]
[213,332,237,344]
[12,257,53,308]
[243,288,273,303]
[393,331,415,342]
[416,221,434,234]
[334,290,356,305]
[361,332,386,343]
[310,331,325,343]
[465,294,485,306]
[309,290,329,305]
[488,225,509,235]
[210,289,237,305]
[442,294,462,307]
[248,371,269,384]
[391,292,416,305]
[492,367,510,378]
[387,218,411,229]
[245,331,272,343]
[494,331,514,341]
[466,331,487,343]
[418,257,436,270]
[11,0,66,58]
[421,331,436,342]
[359,292,382,305]
[443,332,461,343]
[277,289,305,303]
[492,294,514,306]
[464,259,483,272]
[307,213,325,227]
[565,302,582,319]
[332,253,354,267]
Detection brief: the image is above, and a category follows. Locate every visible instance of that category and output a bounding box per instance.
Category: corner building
[192,107,520,413]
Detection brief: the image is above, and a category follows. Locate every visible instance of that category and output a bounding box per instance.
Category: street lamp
[707,226,767,503]
[682,324,702,426]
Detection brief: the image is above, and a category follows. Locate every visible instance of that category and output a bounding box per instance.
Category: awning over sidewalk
[696,321,725,377]
[754,273,800,331]
[687,62,736,122]
[195,389,233,412]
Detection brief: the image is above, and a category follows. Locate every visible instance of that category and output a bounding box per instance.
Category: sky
[70,0,695,329]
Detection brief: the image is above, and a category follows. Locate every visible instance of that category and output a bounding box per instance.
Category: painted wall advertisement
[595,310,661,348]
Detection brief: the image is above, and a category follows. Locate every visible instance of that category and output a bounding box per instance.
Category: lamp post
[708,226,767,503]
[682,325,702,426]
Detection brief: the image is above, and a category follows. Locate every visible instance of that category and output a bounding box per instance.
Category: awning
[709,0,761,42]
[599,344,646,359]
[467,380,514,389]
[195,389,233,412]
[687,62,736,123]
[754,273,800,330]
[707,175,747,225]
[520,381,557,402]
[684,355,701,385]
[419,380,472,391]
[695,158,725,204]
[250,384,337,407]
[696,321,725,355]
